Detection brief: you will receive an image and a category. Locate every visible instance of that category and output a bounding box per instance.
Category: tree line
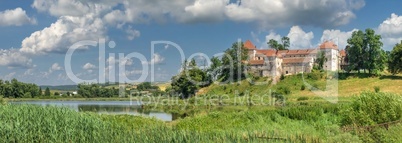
[345,28,402,75]
[0,78,42,98]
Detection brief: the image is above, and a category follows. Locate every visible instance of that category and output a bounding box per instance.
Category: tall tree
[38,87,42,96]
[364,29,386,74]
[208,56,222,81]
[220,41,249,82]
[315,51,327,71]
[45,87,51,96]
[346,30,365,73]
[388,40,402,75]
[268,39,281,50]
[281,36,290,50]
[346,29,385,74]
[171,59,209,98]
[267,36,290,50]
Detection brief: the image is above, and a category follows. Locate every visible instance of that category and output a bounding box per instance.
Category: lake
[10,101,173,121]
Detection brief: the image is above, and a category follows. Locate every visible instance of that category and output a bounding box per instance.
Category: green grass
[2,92,402,142]
[0,104,332,142]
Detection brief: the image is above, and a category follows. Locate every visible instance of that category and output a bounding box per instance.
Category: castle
[244,40,347,79]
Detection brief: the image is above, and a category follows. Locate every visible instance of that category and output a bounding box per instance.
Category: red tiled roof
[282,58,312,64]
[277,49,317,55]
[320,41,338,50]
[249,60,264,65]
[244,40,256,50]
[340,49,346,57]
[256,49,277,57]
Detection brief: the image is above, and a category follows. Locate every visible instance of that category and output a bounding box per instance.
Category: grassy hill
[198,73,402,102]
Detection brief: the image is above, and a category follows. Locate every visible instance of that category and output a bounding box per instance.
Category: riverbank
[2,91,401,142]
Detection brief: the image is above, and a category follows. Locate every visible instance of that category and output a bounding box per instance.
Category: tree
[346,30,365,73]
[220,41,249,82]
[389,40,402,75]
[45,87,51,96]
[267,36,290,50]
[38,87,43,96]
[54,92,60,96]
[365,29,386,74]
[346,29,385,74]
[315,51,327,71]
[281,36,290,50]
[268,39,281,50]
[171,59,209,98]
[208,56,222,81]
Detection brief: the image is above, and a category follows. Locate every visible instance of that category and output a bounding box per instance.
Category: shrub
[374,86,380,93]
[341,92,402,126]
[297,97,309,101]
[300,85,306,90]
[280,74,285,80]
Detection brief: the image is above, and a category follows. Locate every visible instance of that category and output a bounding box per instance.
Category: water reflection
[10,101,172,121]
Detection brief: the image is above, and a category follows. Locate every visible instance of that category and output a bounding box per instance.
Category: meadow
[1,73,402,142]
[1,91,402,142]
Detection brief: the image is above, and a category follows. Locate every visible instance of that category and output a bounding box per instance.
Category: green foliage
[341,92,402,126]
[137,82,159,91]
[171,60,210,98]
[280,74,285,80]
[300,84,306,90]
[374,86,380,93]
[297,97,308,101]
[388,40,402,75]
[220,41,249,82]
[267,36,290,50]
[315,51,327,71]
[77,83,118,98]
[44,87,51,96]
[346,29,386,74]
[0,79,41,98]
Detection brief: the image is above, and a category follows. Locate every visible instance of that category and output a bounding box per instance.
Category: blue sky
[0,0,401,85]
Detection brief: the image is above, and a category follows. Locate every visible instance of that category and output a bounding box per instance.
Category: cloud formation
[0,8,36,26]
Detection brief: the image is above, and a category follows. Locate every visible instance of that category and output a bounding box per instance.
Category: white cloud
[150,53,165,65]
[225,0,364,28]
[321,29,357,49]
[51,63,63,71]
[264,26,314,49]
[32,0,116,17]
[377,13,402,50]
[126,26,141,40]
[0,49,34,68]
[4,72,16,80]
[82,63,97,70]
[287,26,314,49]
[183,0,229,23]
[20,14,106,55]
[0,7,36,26]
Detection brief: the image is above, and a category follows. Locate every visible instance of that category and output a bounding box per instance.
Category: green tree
[364,29,386,74]
[389,40,402,75]
[346,30,365,73]
[268,39,281,50]
[38,87,42,96]
[346,29,385,74]
[220,41,249,82]
[208,56,222,81]
[45,87,51,96]
[315,51,327,71]
[171,59,209,98]
[281,36,290,50]
[267,36,290,50]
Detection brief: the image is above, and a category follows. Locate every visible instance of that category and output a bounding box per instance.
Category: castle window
[286,71,288,74]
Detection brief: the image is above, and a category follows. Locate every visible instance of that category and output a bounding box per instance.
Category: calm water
[10,101,173,121]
